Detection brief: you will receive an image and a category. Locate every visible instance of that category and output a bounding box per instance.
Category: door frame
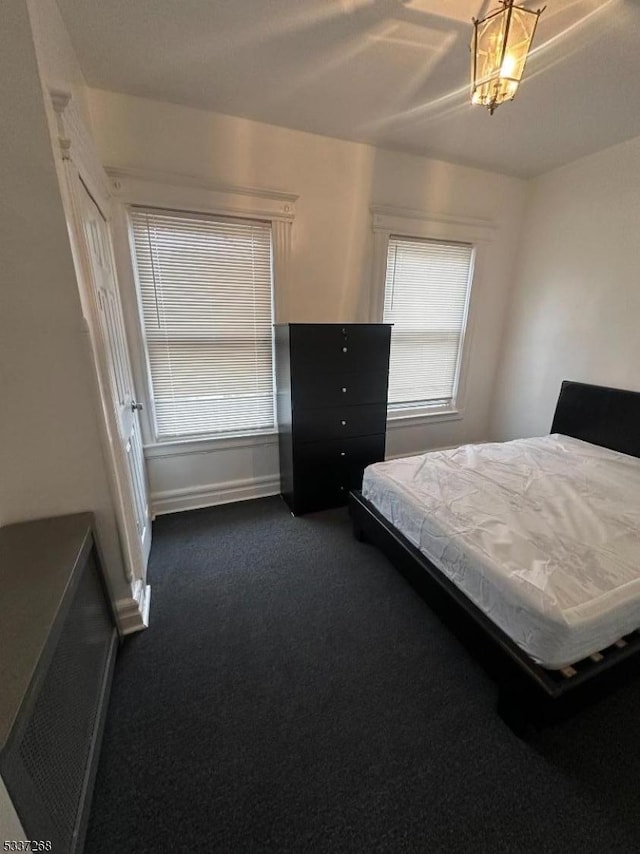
[49,89,151,634]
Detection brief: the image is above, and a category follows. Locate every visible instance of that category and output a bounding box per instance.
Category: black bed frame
[349,381,640,735]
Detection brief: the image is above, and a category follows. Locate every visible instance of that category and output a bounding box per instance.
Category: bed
[349,381,640,733]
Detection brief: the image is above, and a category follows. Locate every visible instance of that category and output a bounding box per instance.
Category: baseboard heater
[0,514,118,852]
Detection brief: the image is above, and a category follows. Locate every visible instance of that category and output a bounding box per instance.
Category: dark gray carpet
[85,497,640,853]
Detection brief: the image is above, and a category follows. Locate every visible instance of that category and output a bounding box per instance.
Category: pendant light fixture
[471,0,545,114]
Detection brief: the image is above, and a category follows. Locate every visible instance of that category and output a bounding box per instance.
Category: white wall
[491,133,640,441]
[0,0,129,604]
[88,89,528,512]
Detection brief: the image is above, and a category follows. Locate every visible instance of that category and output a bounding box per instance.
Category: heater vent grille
[1,547,116,853]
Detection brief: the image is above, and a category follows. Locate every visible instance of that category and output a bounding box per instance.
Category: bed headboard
[551,380,640,459]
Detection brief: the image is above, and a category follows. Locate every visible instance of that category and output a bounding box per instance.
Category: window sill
[143,410,463,457]
[387,408,463,429]
[144,431,279,459]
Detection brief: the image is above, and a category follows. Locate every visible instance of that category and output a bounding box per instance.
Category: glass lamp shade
[471,1,544,114]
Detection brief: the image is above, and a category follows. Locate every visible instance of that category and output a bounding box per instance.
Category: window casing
[382,236,475,416]
[129,207,276,441]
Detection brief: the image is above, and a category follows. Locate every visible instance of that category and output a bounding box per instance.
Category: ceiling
[55,0,640,177]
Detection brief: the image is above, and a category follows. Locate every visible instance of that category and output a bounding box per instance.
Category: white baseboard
[115,580,152,635]
[151,473,281,516]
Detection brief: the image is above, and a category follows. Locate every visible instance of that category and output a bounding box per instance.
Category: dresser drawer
[293,404,387,443]
[290,479,350,514]
[292,370,389,409]
[294,434,385,474]
[291,468,366,514]
[290,325,391,376]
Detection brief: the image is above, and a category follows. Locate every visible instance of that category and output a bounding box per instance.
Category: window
[129,207,275,440]
[383,236,475,415]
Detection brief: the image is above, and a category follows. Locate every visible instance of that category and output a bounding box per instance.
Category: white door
[75,176,152,568]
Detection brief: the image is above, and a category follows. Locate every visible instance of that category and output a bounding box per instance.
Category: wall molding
[115,579,152,635]
[151,474,281,516]
[50,88,112,215]
[387,409,464,429]
[369,206,494,323]
[370,205,496,243]
[144,432,278,460]
[369,204,492,426]
[108,169,296,446]
[48,89,152,612]
[105,165,298,222]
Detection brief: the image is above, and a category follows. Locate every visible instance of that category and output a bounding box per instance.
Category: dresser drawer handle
[342,346,348,353]
[340,451,346,457]
[339,486,345,492]
[340,420,347,426]
[341,387,347,393]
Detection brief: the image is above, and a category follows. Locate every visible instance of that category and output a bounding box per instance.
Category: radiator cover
[0,515,118,853]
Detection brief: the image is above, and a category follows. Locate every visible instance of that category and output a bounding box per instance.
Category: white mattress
[362,435,640,669]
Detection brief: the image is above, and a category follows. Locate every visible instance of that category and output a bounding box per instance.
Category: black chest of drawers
[275,323,392,515]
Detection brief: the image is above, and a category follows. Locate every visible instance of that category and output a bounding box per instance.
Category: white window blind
[130,207,275,439]
[383,236,474,410]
